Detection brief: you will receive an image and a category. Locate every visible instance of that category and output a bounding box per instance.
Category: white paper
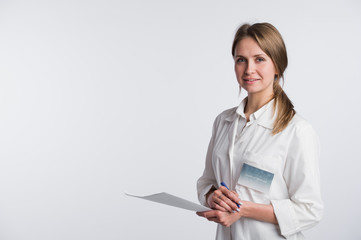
[125,192,211,212]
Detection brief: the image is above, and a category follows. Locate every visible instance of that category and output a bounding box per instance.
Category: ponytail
[272,77,295,135]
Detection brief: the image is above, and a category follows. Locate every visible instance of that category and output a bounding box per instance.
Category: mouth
[243,78,260,83]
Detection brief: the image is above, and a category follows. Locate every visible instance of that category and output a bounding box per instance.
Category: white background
[0,0,360,239]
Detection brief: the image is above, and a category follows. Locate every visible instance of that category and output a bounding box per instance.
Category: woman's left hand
[196,210,242,227]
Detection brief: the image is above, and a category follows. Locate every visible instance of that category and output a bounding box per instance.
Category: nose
[245,62,255,75]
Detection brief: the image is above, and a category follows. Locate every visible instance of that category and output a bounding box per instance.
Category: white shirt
[197,98,323,240]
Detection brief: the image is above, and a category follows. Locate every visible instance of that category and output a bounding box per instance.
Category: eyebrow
[235,54,267,58]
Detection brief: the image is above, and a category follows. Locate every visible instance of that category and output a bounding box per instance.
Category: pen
[220,182,242,208]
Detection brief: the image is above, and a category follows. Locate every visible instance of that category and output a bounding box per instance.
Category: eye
[236,57,246,63]
[256,57,265,62]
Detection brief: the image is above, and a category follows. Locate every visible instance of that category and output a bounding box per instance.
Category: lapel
[224,108,240,189]
[255,101,276,130]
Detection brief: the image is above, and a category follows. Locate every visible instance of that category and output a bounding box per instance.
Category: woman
[196,23,323,240]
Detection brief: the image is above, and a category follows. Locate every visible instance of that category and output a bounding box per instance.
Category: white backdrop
[0,0,360,239]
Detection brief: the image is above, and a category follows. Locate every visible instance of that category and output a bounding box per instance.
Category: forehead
[234,37,267,56]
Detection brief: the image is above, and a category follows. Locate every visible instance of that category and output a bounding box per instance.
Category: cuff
[198,184,216,207]
[271,199,298,237]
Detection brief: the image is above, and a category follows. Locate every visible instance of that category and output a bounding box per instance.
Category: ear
[274,74,278,81]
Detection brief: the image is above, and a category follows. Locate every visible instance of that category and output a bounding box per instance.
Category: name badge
[238,163,274,194]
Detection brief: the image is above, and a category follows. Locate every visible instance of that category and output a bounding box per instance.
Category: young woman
[196,23,323,240]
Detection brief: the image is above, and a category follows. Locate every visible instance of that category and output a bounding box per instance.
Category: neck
[244,93,274,120]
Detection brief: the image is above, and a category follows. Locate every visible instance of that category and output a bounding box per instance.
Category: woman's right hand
[206,186,242,213]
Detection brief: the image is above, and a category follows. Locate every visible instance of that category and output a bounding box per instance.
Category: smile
[243,78,260,82]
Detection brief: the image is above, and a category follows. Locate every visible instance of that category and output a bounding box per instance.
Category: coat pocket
[235,151,282,204]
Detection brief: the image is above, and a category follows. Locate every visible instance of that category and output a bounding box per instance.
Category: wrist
[239,201,251,218]
[239,201,278,224]
[206,186,216,207]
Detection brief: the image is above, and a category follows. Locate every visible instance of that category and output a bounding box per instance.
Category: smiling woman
[196,23,323,240]
[232,23,295,135]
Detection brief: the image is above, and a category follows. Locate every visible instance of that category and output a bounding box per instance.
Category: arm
[198,193,278,227]
[241,201,277,224]
[197,115,241,214]
[197,118,219,207]
[271,124,323,237]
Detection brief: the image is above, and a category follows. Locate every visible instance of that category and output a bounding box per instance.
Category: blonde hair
[232,22,295,134]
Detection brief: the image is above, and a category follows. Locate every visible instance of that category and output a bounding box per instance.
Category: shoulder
[214,106,238,123]
[209,106,238,132]
[288,113,312,129]
[286,113,319,142]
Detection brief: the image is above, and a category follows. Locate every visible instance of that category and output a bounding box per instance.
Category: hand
[207,186,241,213]
[196,210,241,227]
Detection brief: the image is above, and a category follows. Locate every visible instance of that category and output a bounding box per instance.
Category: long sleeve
[271,123,324,238]
[197,118,218,207]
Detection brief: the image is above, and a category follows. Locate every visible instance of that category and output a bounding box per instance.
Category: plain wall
[0,0,360,239]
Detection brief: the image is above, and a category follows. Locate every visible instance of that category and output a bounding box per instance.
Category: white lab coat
[197,98,323,240]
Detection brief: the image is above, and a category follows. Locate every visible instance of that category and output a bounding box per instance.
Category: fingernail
[236,208,240,212]
[238,201,243,206]
[232,210,236,213]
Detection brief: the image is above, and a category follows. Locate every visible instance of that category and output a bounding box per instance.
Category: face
[234,37,277,99]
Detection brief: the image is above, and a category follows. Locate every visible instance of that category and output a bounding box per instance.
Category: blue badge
[238,163,274,194]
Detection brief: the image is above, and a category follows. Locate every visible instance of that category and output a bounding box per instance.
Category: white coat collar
[225,97,276,129]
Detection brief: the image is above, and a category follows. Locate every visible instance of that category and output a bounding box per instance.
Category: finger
[232,190,239,197]
[220,187,241,204]
[211,199,226,211]
[222,196,241,212]
[213,202,228,212]
[215,188,241,212]
[207,216,219,223]
[219,187,241,209]
[213,189,224,198]
[196,211,205,217]
[217,190,241,212]
[198,210,218,218]
[196,212,203,216]
[210,193,228,212]
[217,195,235,213]
[212,194,233,212]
